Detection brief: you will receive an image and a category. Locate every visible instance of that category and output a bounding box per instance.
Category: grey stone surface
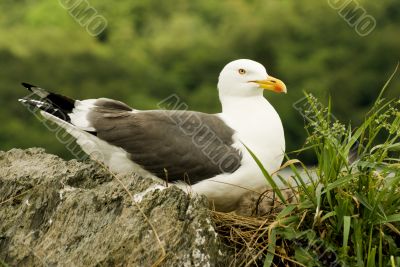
[0,148,231,266]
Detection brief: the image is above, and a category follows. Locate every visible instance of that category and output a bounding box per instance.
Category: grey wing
[88,103,242,184]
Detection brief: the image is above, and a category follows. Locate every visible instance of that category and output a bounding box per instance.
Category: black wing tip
[21,82,37,91]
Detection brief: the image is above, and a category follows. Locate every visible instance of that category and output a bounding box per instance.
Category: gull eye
[238,68,246,75]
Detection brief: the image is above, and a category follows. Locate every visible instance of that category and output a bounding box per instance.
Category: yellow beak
[252,75,287,94]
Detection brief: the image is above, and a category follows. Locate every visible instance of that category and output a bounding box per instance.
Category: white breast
[220,96,285,172]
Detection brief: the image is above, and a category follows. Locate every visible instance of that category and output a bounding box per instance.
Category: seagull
[19,59,286,212]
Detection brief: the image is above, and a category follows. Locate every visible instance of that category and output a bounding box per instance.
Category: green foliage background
[0,0,399,162]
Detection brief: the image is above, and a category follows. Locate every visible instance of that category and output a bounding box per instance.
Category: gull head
[218,59,287,98]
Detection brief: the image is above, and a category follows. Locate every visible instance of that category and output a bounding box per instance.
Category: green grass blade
[354,219,364,266]
[343,216,351,249]
[277,204,297,219]
[374,62,399,105]
[263,228,276,267]
[367,247,377,267]
[323,174,353,193]
[378,214,400,224]
[244,143,287,204]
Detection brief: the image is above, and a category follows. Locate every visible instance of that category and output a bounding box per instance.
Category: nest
[212,188,300,267]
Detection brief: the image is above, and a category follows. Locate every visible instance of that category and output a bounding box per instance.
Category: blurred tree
[0,0,398,163]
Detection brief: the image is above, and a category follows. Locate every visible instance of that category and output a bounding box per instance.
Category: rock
[0,148,232,266]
